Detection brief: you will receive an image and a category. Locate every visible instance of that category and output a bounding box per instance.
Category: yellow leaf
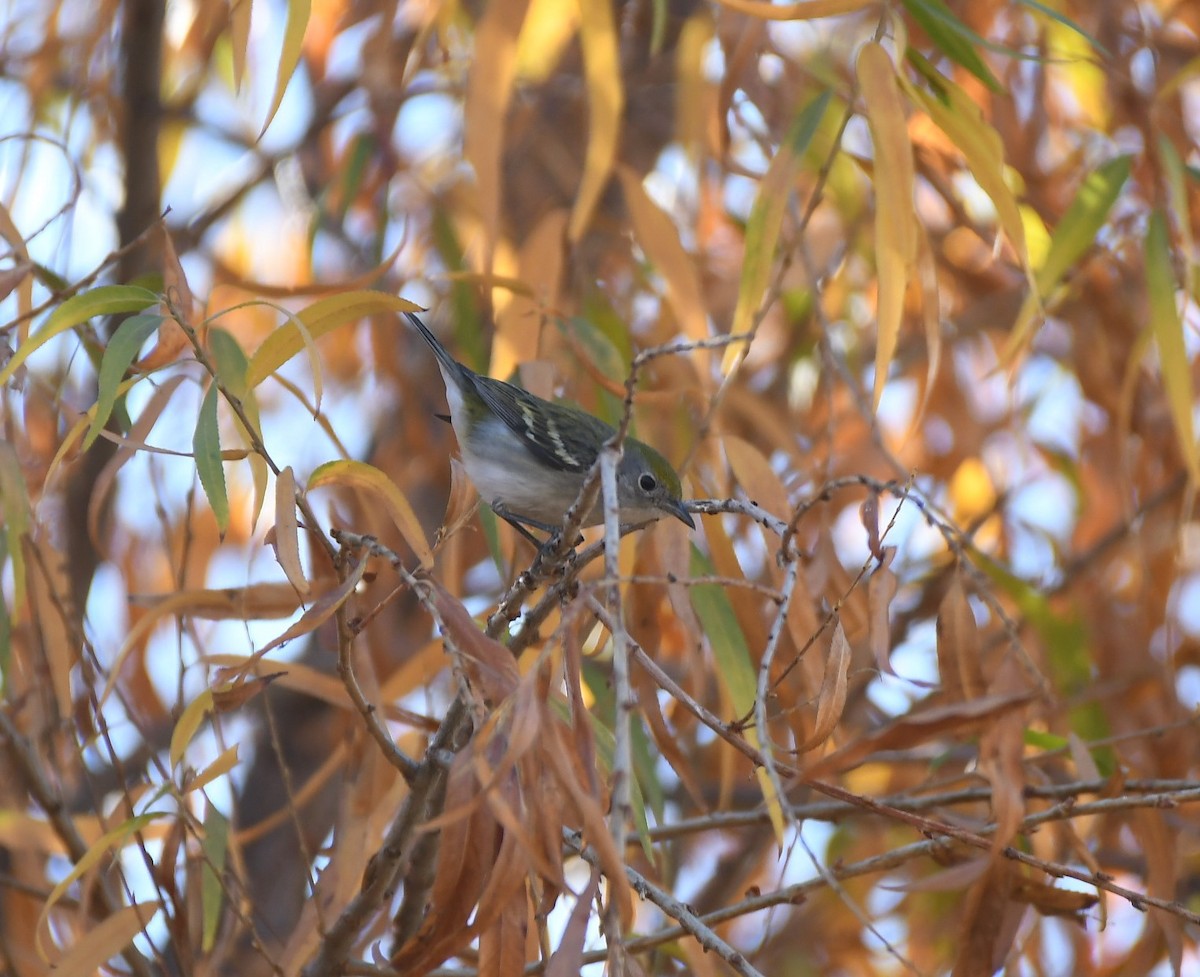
[569,0,623,242]
[308,460,433,568]
[48,901,159,976]
[171,689,215,767]
[259,0,311,138]
[245,291,422,389]
[858,41,916,411]
[38,817,166,960]
[754,762,787,844]
[185,744,242,795]
[515,0,578,80]
[902,73,1029,280]
[949,457,997,523]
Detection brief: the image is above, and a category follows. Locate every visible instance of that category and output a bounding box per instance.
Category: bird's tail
[405,312,468,382]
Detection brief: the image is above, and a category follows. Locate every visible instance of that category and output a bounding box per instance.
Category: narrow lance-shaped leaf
[210,328,269,528]
[0,284,158,387]
[690,547,787,840]
[201,806,230,952]
[902,0,1002,92]
[193,383,230,535]
[1003,156,1131,363]
[86,313,164,449]
[1145,210,1198,480]
[47,901,161,976]
[725,90,831,374]
[0,442,30,624]
[465,0,532,264]
[308,460,433,568]
[259,0,311,137]
[858,42,917,410]
[901,59,1029,280]
[245,291,422,389]
[569,0,623,242]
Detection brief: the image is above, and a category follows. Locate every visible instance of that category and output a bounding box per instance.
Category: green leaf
[0,285,158,386]
[1145,210,1197,478]
[688,548,756,715]
[209,328,249,397]
[1037,155,1131,293]
[1004,156,1131,361]
[0,442,29,629]
[903,0,1003,93]
[86,313,164,449]
[209,328,269,528]
[201,805,230,952]
[194,384,230,534]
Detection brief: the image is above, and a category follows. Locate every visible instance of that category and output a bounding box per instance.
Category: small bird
[407,312,695,536]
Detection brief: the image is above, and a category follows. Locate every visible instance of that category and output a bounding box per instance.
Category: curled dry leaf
[797,619,850,754]
[271,465,309,597]
[805,690,1037,780]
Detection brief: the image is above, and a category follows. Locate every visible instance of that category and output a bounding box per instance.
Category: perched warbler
[406,312,695,534]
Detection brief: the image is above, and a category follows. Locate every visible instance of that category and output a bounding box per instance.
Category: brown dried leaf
[806,691,1037,779]
[271,465,309,597]
[1012,874,1097,918]
[211,671,283,712]
[977,659,1028,855]
[1135,808,1183,972]
[952,861,1022,977]
[860,492,881,558]
[544,732,634,928]
[161,224,196,329]
[866,553,897,676]
[936,574,985,701]
[391,755,499,971]
[798,620,850,753]
[252,555,367,658]
[479,896,529,977]
[427,578,519,703]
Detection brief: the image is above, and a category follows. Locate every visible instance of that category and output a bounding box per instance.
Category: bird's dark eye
[639,473,657,493]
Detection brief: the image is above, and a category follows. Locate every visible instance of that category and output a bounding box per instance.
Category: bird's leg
[489,502,548,548]
[489,502,583,572]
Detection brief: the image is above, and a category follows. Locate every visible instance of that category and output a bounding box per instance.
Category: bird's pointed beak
[666,499,696,529]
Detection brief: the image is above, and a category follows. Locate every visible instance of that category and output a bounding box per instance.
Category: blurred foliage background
[2,0,1200,974]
